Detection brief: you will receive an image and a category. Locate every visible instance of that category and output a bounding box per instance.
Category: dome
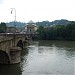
[25,20,37,27]
[27,20,34,24]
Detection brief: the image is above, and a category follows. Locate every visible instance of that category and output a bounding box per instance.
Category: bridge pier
[23,40,29,48]
[10,47,21,64]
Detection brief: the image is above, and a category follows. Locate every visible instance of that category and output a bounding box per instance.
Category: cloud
[0,0,4,4]
[0,0,75,22]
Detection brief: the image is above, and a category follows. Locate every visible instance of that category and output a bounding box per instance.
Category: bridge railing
[0,32,38,42]
[0,33,14,42]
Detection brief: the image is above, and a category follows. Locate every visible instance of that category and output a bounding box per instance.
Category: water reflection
[38,40,75,58]
[38,40,75,48]
[0,40,75,75]
[21,40,75,75]
[0,48,29,75]
[0,64,22,75]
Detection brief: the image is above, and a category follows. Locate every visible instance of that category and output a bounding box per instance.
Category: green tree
[45,27,56,40]
[37,26,46,39]
[65,21,75,40]
[36,21,75,41]
[0,22,7,33]
[55,25,65,40]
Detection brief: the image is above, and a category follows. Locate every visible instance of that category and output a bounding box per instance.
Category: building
[6,27,19,33]
[25,20,38,33]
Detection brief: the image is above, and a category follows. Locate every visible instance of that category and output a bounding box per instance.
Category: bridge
[0,33,35,64]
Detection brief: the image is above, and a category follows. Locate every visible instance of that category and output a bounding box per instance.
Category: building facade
[25,20,38,33]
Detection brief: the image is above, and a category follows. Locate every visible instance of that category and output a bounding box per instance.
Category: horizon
[0,0,75,23]
[1,19,74,23]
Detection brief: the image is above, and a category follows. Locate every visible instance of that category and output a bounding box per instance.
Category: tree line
[0,22,7,33]
[36,21,75,41]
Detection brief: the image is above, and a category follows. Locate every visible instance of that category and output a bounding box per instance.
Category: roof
[25,20,37,27]
[27,20,34,24]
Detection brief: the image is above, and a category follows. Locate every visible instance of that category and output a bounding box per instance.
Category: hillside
[6,21,26,27]
[6,19,71,27]
[36,19,70,26]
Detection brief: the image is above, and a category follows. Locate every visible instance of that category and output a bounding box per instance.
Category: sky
[0,0,75,23]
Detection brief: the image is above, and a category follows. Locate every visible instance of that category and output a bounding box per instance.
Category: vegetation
[37,21,75,41]
[0,22,7,33]
[36,19,70,26]
[6,21,26,27]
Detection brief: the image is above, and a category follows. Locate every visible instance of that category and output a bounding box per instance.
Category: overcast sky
[0,0,75,23]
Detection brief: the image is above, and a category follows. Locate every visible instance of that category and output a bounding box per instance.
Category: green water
[0,40,75,75]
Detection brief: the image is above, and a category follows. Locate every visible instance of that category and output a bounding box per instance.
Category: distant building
[25,20,38,33]
[6,27,19,33]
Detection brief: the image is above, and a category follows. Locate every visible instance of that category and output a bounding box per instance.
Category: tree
[36,21,75,41]
[65,21,75,40]
[0,22,7,33]
[37,26,46,39]
[55,25,65,40]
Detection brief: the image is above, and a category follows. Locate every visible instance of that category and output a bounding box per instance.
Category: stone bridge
[0,33,34,64]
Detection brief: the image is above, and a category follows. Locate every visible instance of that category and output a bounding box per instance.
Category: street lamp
[11,8,16,28]
[11,8,16,46]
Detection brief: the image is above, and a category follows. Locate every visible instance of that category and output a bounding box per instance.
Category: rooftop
[27,20,34,24]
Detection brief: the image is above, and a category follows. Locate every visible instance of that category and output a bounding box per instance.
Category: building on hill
[25,20,38,33]
[6,27,19,33]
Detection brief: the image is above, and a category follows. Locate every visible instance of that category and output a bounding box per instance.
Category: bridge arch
[0,50,10,64]
[17,40,23,49]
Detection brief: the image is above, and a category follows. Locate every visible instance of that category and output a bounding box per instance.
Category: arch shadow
[17,40,23,49]
[0,50,10,64]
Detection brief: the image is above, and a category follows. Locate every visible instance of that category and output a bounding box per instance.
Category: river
[0,40,75,75]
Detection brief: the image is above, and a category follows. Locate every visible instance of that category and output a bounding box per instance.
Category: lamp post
[11,8,16,47]
[11,8,16,28]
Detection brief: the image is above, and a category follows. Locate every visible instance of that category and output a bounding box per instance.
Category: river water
[0,40,75,75]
